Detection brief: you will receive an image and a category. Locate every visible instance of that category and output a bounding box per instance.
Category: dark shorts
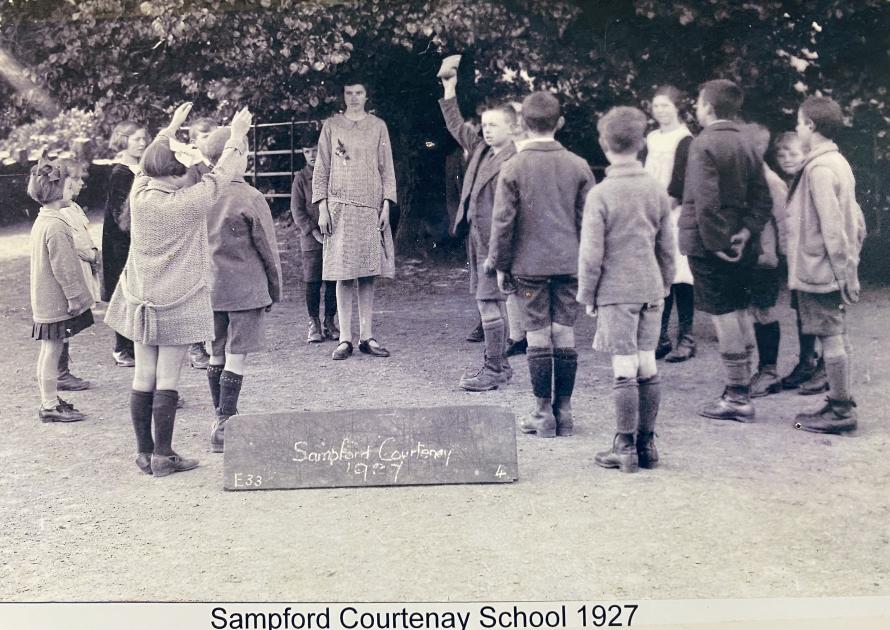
[32,309,94,341]
[797,291,846,337]
[593,301,664,355]
[515,275,579,331]
[748,266,782,311]
[211,308,266,356]
[301,248,324,283]
[467,231,505,302]
[688,255,754,316]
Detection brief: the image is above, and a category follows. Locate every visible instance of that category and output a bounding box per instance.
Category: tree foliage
[1,0,888,241]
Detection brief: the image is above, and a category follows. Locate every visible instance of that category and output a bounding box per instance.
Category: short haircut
[699,79,744,119]
[341,76,372,99]
[188,117,218,141]
[482,102,518,126]
[653,84,685,108]
[773,131,803,151]
[521,91,561,133]
[27,158,80,204]
[108,121,143,152]
[203,127,232,164]
[597,106,648,154]
[799,96,844,139]
[140,137,187,178]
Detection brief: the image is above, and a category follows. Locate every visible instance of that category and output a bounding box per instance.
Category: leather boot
[322,314,339,340]
[636,431,658,469]
[655,333,672,360]
[459,352,504,391]
[799,358,829,395]
[553,397,573,436]
[665,334,696,363]
[307,317,324,343]
[210,413,228,453]
[595,433,639,473]
[794,397,857,434]
[57,343,91,391]
[698,386,755,422]
[750,364,782,397]
[520,397,557,438]
[189,343,210,370]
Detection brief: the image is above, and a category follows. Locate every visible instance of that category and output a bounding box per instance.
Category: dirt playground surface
[1,216,888,602]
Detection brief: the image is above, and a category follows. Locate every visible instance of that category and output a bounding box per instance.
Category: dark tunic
[101,163,134,302]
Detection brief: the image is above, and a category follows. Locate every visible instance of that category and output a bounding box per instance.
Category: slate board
[223,405,518,490]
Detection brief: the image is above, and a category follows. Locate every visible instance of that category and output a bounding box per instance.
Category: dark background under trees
[1,0,887,276]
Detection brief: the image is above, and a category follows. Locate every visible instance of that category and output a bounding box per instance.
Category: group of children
[431,74,865,473]
[28,74,865,477]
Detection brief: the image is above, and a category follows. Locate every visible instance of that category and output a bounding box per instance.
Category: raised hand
[230,107,253,140]
[168,102,193,131]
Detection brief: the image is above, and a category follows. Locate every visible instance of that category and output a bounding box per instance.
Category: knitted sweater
[785,142,866,295]
[311,114,397,209]
[208,179,283,311]
[577,162,675,306]
[104,137,246,345]
[30,207,94,324]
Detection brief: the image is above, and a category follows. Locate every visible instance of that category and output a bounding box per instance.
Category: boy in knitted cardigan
[787,96,866,434]
[578,107,675,472]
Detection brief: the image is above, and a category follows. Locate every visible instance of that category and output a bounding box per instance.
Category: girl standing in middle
[313,77,397,361]
[644,85,696,363]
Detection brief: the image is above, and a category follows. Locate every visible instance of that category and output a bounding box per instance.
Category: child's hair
[188,117,218,142]
[597,106,648,154]
[140,137,188,178]
[340,75,373,102]
[773,131,802,151]
[521,91,561,133]
[203,127,232,164]
[799,96,844,139]
[483,101,519,126]
[699,79,743,119]
[27,157,81,204]
[108,121,143,152]
[653,84,685,108]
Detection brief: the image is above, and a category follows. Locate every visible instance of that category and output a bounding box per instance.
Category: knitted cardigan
[104,138,246,345]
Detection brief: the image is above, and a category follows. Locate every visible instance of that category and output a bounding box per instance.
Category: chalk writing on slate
[223,405,518,490]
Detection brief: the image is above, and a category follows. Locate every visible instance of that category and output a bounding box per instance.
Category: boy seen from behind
[487,91,595,437]
[577,107,675,472]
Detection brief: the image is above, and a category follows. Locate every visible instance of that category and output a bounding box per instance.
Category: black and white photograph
[0,0,888,627]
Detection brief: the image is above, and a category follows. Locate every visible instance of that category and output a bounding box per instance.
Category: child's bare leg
[506,293,525,341]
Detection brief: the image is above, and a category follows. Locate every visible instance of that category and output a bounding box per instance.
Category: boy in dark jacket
[488,91,595,437]
[679,79,772,422]
[204,127,283,452]
[578,106,675,472]
[439,71,518,391]
[291,145,338,342]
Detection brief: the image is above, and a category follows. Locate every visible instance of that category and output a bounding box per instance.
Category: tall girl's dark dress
[101,163,136,354]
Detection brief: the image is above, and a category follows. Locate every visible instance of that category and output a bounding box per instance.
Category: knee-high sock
[613,377,640,434]
[552,347,578,399]
[825,352,851,402]
[527,347,553,399]
[637,374,661,434]
[754,321,780,369]
[130,390,155,453]
[306,281,322,318]
[323,281,338,317]
[659,288,674,340]
[152,390,179,456]
[207,364,224,410]
[675,283,695,338]
[219,371,244,418]
[482,316,505,362]
[722,352,750,389]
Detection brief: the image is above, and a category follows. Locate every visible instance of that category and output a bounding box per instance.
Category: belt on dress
[119,274,205,344]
